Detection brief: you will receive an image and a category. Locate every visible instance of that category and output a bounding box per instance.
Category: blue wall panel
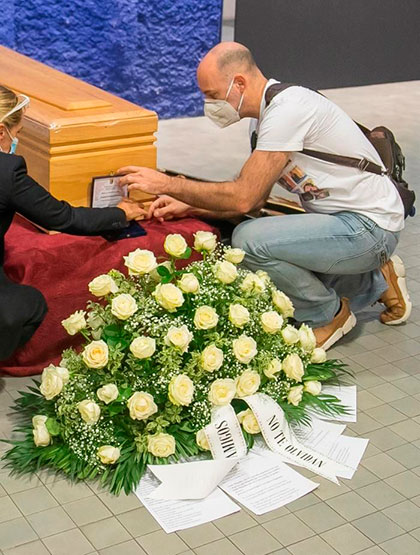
[1,0,222,118]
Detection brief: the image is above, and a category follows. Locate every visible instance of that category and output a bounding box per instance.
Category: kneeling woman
[0,85,145,361]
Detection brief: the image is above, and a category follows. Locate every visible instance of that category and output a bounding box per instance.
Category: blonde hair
[0,85,24,128]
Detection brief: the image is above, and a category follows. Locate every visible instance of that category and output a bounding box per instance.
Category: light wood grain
[0,46,158,213]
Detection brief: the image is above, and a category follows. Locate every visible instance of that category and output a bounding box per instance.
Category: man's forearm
[187,205,243,220]
[166,177,249,213]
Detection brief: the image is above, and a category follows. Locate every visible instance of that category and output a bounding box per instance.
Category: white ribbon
[242,393,353,483]
[204,405,247,460]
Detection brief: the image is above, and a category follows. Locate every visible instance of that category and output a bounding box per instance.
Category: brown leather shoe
[379,255,412,325]
[313,298,357,350]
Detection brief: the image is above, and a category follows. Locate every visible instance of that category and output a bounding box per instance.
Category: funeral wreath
[2,231,352,494]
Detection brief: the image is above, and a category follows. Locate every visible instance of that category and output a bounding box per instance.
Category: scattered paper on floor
[147,458,238,500]
[135,470,240,533]
[219,454,319,515]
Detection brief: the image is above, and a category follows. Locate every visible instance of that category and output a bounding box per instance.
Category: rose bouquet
[2,231,351,494]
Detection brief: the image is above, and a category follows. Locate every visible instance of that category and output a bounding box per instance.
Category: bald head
[210,42,257,75]
[197,42,267,120]
[198,42,257,83]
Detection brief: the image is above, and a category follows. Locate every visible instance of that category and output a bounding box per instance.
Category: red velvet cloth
[1,215,217,376]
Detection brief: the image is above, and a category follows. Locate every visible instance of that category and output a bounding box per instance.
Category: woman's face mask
[0,125,18,154]
[204,78,245,128]
[5,126,18,154]
[0,93,29,154]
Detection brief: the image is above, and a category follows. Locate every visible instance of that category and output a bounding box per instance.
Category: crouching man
[118,42,411,349]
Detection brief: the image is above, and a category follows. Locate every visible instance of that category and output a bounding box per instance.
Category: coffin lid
[0,46,155,127]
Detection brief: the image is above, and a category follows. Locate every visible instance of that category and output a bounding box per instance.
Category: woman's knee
[0,284,47,327]
[26,286,48,324]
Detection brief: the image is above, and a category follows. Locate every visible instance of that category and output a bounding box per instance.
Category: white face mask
[204,78,244,128]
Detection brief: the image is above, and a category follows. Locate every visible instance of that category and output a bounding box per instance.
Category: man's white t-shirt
[254,79,404,232]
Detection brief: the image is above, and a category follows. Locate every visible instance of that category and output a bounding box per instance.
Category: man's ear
[233,74,246,93]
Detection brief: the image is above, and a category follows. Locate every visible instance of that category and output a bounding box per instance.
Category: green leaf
[45,418,61,436]
[108,404,126,416]
[106,337,129,350]
[157,266,172,278]
[178,247,192,260]
[103,324,122,338]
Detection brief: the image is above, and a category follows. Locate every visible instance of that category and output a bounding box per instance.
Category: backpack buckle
[358,158,370,171]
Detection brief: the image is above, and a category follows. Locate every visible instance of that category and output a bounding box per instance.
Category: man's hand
[148,195,191,222]
[117,166,172,196]
[117,198,148,221]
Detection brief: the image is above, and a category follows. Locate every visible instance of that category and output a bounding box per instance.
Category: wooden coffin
[0,46,157,207]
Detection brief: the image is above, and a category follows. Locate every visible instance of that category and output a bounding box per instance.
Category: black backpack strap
[262,83,386,176]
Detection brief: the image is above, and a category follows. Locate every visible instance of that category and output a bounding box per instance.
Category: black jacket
[0,153,128,266]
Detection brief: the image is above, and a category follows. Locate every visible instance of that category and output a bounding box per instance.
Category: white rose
[240,273,266,294]
[88,274,118,297]
[194,230,217,253]
[150,260,173,282]
[130,337,156,359]
[311,348,327,363]
[33,424,51,447]
[282,353,305,382]
[124,248,157,275]
[264,358,282,379]
[61,310,86,336]
[168,374,195,406]
[232,335,257,364]
[196,429,210,450]
[260,311,283,334]
[53,366,70,384]
[82,340,109,369]
[237,409,261,434]
[272,290,295,318]
[40,364,69,400]
[111,293,138,320]
[194,306,219,330]
[97,445,121,464]
[256,270,271,285]
[153,283,184,312]
[177,273,200,294]
[87,317,104,340]
[236,370,261,398]
[164,234,188,258]
[96,383,119,404]
[148,433,176,457]
[281,325,300,345]
[229,304,250,328]
[214,261,238,284]
[208,379,236,406]
[164,325,193,353]
[288,385,304,406]
[201,345,224,372]
[127,391,158,420]
[299,324,316,352]
[224,248,245,264]
[77,399,101,424]
[32,415,48,428]
[304,380,322,396]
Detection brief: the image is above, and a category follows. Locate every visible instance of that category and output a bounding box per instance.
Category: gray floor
[1,80,420,555]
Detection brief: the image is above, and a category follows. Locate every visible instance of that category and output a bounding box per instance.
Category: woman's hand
[117,199,148,221]
[148,195,192,222]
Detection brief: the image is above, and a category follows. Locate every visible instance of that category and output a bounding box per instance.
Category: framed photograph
[91,175,128,208]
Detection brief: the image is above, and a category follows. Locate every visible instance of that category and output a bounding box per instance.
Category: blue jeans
[232,211,400,327]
